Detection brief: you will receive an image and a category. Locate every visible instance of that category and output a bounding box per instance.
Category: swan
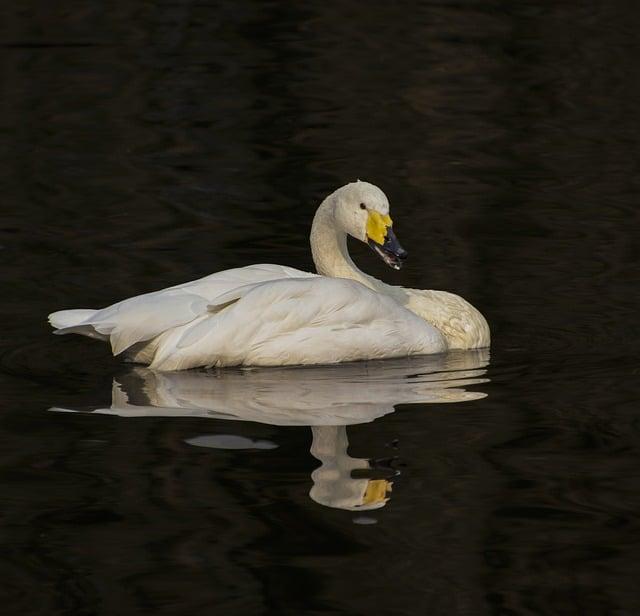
[48,181,489,369]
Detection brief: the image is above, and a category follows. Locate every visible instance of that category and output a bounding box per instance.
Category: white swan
[49,181,489,370]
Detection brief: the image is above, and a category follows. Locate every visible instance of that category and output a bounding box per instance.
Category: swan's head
[332,180,408,270]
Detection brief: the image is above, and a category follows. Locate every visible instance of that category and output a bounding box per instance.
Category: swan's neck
[310,197,373,288]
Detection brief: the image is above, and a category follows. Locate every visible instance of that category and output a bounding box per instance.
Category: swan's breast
[404,288,490,350]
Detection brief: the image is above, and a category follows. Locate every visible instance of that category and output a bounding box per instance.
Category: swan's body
[49,181,489,369]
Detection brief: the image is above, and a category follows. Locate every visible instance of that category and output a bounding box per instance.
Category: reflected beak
[362,479,392,506]
[367,227,408,270]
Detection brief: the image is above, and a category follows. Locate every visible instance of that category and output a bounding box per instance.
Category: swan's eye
[360,203,367,210]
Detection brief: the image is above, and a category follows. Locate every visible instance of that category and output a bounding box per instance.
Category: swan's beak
[367,226,408,270]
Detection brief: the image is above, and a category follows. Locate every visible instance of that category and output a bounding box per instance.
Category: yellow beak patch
[362,479,392,505]
[366,211,393,245]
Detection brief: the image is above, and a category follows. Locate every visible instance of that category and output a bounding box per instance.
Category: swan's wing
[149,277,445,370]
[52,264,317,356]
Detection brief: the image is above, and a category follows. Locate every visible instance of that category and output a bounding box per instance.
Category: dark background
[1,2,639,615]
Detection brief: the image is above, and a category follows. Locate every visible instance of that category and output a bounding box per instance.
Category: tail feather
[48,308,97,329]
[48,309,109,341]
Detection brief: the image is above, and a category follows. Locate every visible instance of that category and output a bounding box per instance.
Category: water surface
[1,1,639,614]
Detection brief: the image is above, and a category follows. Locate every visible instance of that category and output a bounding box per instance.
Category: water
[1,1,639,614]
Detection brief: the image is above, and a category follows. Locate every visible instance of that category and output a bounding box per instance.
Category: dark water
[2,2,639,614]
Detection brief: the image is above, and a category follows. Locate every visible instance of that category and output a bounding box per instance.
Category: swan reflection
[52,350,489,511]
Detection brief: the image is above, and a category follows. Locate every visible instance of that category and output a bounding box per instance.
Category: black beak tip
[368,229,408,269]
